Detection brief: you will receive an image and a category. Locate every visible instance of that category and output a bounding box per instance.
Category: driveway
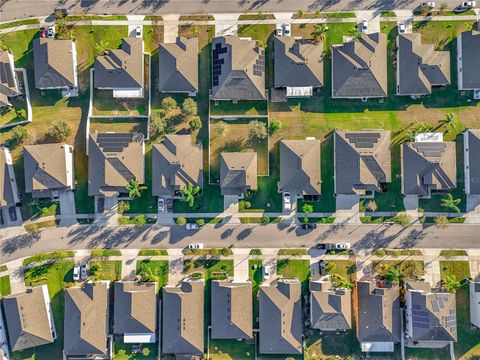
[163,14,180,43]
[213,13,239,36]
[58,191,77,226]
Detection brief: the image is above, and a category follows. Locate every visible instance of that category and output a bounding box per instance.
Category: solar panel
[412,305,421,310]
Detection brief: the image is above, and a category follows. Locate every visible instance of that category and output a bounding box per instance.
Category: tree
[161,96,178,112]
[191,26,200,38]
[182,98,198,117]
[133,215,147,227]
[179,182,201,207]
[95,40,110,55]
[209,248,219,256]
[8,125,28,148]
[383,267,402,284]
[297,9,304,18]
[434,215,449,229]
[221,247,231,256]
[365,200,378,212]
[188,116,202,131]
[325,262,336,273]
[47,120,71,141]
[214,121,228,138]
[117,201,130,215]
[440,194,461,213]
[141,347,151,357]
[269,119,282,134]
[302,203,314,215]
[260,216,269,223]
[395,213,412,228]
[247,120,268,143]
[311,24,329,42]
[443,274,461,293]
[176,217,187,225]
[137,264,159,282]
[349,26,362,41]
[149,112,167,138]
[196,218,205,227]
[440,112,456,132]
[125,179,147,199]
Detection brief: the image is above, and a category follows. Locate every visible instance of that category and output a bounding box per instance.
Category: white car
[283,23,291,36]
[263,265,271,280]
[399,22,406,33]
[283,192,291,211]
[188,243,203,250]
[158,198,165,212]
[80,264,88,280]
[276,24,283,36]
[422,1,436,7]
[186,223,199,230]
[47,26,55,39]
[73,265,80,281]
[461,1,475,7]
[336,243,351,250]
[361,19,368,33]
[135,26,142,38]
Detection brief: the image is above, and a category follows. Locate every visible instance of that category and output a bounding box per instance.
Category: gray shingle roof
[3,285,54,352]
[401,140,456,196]
[458,31,480,90]
[211,36,266,101]
[465,129,480,195]
[159,37,198,93]
[273,36,324,88]
[356,281,401,344]
[331,33,387,98]
[259,279,302,355]
[152,135,203,197]
[397,33,450,96]
[279,139,321,196]
[310,280,352,331]
[220,152,257,196]
[33,38,76,88]
[162,280,204,356]
[0,51,19,107]
[334,131,391,195]
[64,283,109,357]
[113,282,157,336]
[0,147,19,207]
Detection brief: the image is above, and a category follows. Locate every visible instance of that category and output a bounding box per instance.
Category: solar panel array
[412,306,430,329]
[345,132,381,148]
[445,309,457,333]
[212,42,227,87]
[414,142,447,157]
[362,155,386,181]
[253,49,265,77]
[97,133,134,153]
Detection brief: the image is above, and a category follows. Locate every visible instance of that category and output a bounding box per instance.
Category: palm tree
[95,40,110,56]
[311,24,329,42]
[383,267,402,284]
[440,113,457,132]
[349,26,362,41]
[125,179,147,199]
[179,182,201,207]
[440,194,461,213]
[443,274,461,293]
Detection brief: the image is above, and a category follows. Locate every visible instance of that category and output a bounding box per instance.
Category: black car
[97,197,105,213]
[301,223,317,230]
[316,243,326,249]
[8,206,17,221]
[319,260,326,276]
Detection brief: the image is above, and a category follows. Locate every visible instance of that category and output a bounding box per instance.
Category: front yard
[90,260,122,281]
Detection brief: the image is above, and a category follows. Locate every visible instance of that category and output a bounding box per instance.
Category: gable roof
[334,131,391,195]
[397,33,450,96]
[33,38,76,88]
[113,282,157,336]
[220,152,257,195]
[273,36,324,88]
[211,36,266,101]
[159,37,198,93]
[64,283,108,357]
[331,33,387,98]
[259,279,302,354]
[211,281,253,340]
[470,281,480,328]
[94,38,144,89]
[152,135,203,197]
[3,285,54,352]
[0,51,19,107]
[405,282,457,342]
[356,281,401,344]
[310,280,352,331]
[0,147,19,207]
[279,139,321,196]
[464,129,480,195]
[162,280,204,356]
[401,139,456,196]
[88,132,145,196]
[458,31,480,90]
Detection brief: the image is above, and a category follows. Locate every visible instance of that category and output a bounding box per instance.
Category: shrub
[196,218,205,227]
[209,248,219,256]
[47,120,71,141]
[183,248,192,255]
[141,347,150,356]
[182,98,198,117]
[302,203,314,214]
[434,215,449,229]
[260,216,269,223]
[239,200,251,210]
[16,108,27,119]
[161,96,178,111]
[365,200,378,212]
[221,247,232,256]
[188,116,202,131]
[394,213,412,228]
[269,118,282,134]
[117,201,130,215]
[8,125,28,148]
[176,217,186,225]
[247,120,268,142]
[133,215,147,227]
[249,248,262,255]
[303,217,309,223]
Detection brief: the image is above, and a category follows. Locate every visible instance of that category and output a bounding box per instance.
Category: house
[0,306,10,360]
[279,139,321,197]
[211,280,253,340]
[23,143,74,199]
[397,33,450,96]
[401,133,456,197]
[219,152,257,196]
[334,131,391,196]
[158,37,198,95]
[457,30,480,91]
[331,33,387,99]
[273,36,324,97]
[152,135,203,198]
[0,51,20,107]
[162,280,204,357]
[0,147,20,217]
[463,129,480,195]
[64,282,109,359]
[310,280,352,331]
[3,285,55,352]
[113,282,157,343]
[404,282,457,347]
[33,38,78,92]
[88,132,145,197]
[356,281,401,352]
[470,281,480,328]
[259,279,302,355]
[94,38,144,98]
[211,36,266,101]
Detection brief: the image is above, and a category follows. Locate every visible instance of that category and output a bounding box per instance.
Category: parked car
[335,243,351,250]
[276,24,283,36]
[54,8,68,18]
[135,26,142,38]
[361,19,368,32]
[186,223,199,230]
[73,265,80,281]
[166,199,173,212]
[301,223,317,230]
[80,264,88,280]
[0,211,4,225]
[188,243,203,250]
[283,23,291,36]
[319,260,326,276]
[422,1,436,7]
[8,206,16,221]
[158,198,165,212]
[283,192,291,211]
[460,0,476,8]
[39,27,47,38]
[263,265,271,280]
[316,243,326,250]
[97,197,104,213]
[47,26,55,39]
[399,22,406,33]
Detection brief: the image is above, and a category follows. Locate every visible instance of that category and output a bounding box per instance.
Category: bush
[182,98,198,117]
[149,112,167,138]
[188,116,202,131]
[141,347,150,356]
[8,125,28,148]
[176,217,186,225]
[16,108,27,119]
[249,248,262,255]
[196,218,205,227]
[239,200,252,211]
[161,96,178,111]
[269,118,282,134]
[47,120,71,141]
[189,271,203,279]
[117,201,130,215]
[209,248,219,256]
[393,213,412,228]
[133,215,147,227]
[221,247,232,256]
[183,248,192,255]
[260,216,269,223]
[302,203,314,214]
[247,120,268,143]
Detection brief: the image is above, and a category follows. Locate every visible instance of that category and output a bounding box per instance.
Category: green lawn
[439,261,470,282]
[325,259,356,283]
[209,339,255,360]
[372,260,425,282]
[249,259,262,327]
[0,275,11,297]
[210,100,268,116]
[113,341,158,360]
[136,260,169,289]
[138,249,168,256]
[237,24,275,45]
[0,18,39,29]
[90,260,122,281]
[276,259,310,295]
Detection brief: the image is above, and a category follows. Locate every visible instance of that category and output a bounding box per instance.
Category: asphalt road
[1,222,479,263]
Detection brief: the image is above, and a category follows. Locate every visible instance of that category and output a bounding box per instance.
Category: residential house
[457,30,480,91]
[463,129,480,195]
[273,36,324,97]
[356,281,401,352]
[0,305,10,360]
[397,33,450,96]
[152,135,203,198]
[33,38,78,92]
[158,37,198,95]
[113,282,157,343]
[0,51,20,107]
[259,279,302,355]
[211,36,266,101]
[401,133,456,197]
[310,280,352,331]
[94,38,144,98]
[279,139,321,198]
[162,280,204,357]
[63,282,109,359]
[3,285,55,352]
[0,147,20,222]
[331,33,387,99]
[23,143,74,199]
[88,132,145,197]
[211,280,253,340]
[404,282,457,347]
[219,152,257,196]
[334,131,391,196]
[470,281,480,328]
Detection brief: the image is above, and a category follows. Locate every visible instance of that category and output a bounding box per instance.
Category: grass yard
[249,259,262,327]
[372,260,425,282]
[89,117,149,136]
[276,259,310,295]
[136,260,169,289]
[113,341,158,360]
[90,260,122,281]
[237,24,275,45]
[92,89,148,116]
[138,249,168,256]
[439,261,470,282]
[209,339,255,360]
[0,275,11,297]
[210,101,268,116]
[325,259,356,283]
[305,327,361,359]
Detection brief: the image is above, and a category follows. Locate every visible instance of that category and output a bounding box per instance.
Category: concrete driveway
[58,191,77,226]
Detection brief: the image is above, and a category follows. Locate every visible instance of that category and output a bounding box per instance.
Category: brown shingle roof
[219,152,257,195]
[0,51,19,107]
[0,147,19,207]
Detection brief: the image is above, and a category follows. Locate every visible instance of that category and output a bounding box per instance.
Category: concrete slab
[163,14,180,43]
[404,195,419,211]
[168,255,185,286]
[59,191,77,226]
[213,13,239,36]
[233,253,249,282]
